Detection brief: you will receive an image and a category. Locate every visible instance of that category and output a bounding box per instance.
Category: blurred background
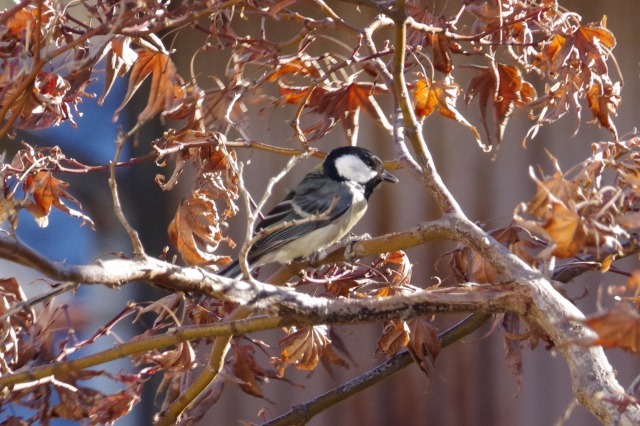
[1,0,639,425]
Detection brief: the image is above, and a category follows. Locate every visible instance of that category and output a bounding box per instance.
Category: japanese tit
[218,146,398,278]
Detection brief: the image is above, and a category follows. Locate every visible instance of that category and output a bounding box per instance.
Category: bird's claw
[307,248,328,267]
[344,233,371,260]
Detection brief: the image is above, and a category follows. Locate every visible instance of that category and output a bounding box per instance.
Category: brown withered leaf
[583,302,640,353]
[543,200,587,258]
[414,77,482,148]
[201,84,249,133]
[5,1,54,39]
[277,82,385,141]
[428,33,453,74]
[137,341,195,372]
[88,385,142,425]
[573,24,616,75]
[376,321,410,357]
[14,72,82,130]
[230,344,268,398]
[168,189,234,266]
[466,63,535,148]
[502,313,524,395]
[534,23,616,76]
[23,171,94,229]
[274,325,347,375]
[373,251,417,297]
[51,384,104,421]
[586,76,620,140]
[266,54,321,82]
[115,49,186,123]
[407,317,440,376]
[99,36,138,105]
[526,155,580,217]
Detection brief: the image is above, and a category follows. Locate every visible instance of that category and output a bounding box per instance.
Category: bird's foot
[344,233,371,260]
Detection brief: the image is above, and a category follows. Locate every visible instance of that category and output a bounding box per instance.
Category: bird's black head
[323,146,398,198]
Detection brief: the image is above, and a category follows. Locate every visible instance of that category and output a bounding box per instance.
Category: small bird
[218,146,398,278]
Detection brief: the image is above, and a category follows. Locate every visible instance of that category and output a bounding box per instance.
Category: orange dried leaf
[24,171,94,229]
[527,170,579,217]
[100,36,138,105]
[168,189,234,266]
[277,82,384,140]
[137,342,195,372]
[574,25,616,75]
[276,325,345,374]
[267,55,320,82]
[543,200,587,258]
[414,77,482,147]
[115,50,186,123]
[584,303,640,353]
[428,33,453,74]
[586,77,620,139]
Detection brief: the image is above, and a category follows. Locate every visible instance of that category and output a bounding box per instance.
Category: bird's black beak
[381,170,399,183]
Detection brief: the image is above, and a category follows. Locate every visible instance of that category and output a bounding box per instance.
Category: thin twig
[109,126,145,256]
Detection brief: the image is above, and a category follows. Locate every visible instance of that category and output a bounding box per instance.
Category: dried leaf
[137,342,195,372]
[88,385,142,425]
[414,77,482,148]
[168,188,234,266]
[23,171,94,229]
[99,36,138,105]
[466,64,536,148]
[406,317,440,375]
[274,325,346,375]
[230,344,268,398]
[115,49,186,123]
[277,82,385,140]
[584,303,640,353]
[543,200,587,258]
[376,321,410,357]
[586,76,620,140]
[502,313,524,395]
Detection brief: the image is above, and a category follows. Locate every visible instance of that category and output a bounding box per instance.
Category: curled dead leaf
[273,325,347,375]
[168,189,234,266]
[23,171,94,229]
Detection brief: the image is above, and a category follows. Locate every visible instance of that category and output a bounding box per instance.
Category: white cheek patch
[334,154,377,183]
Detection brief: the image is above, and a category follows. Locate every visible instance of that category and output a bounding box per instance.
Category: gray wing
[248,173,353,263]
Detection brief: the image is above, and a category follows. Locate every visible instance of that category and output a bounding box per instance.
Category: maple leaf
[414,76,482,148]
[201,84,249,133]
[7,71,84,130]
[115,49,186,123]
[99,36,138,105]
[534,21,616,76]
[586,75,620,140]
[466,63,536,149]
[4,1,54,39]
[277,82,385,141]
[230,344,269,398]
[266,54,321,82]
[137,342,195,373]
[526,153,581,217]
[273,325,347,375]
[23,171,94,229]
[168,188,235,266]
[406,317,440,376]
[376,321,410,357]
[583,302,640,353]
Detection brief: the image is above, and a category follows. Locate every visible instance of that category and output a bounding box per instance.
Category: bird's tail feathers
[216,259,244,278]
